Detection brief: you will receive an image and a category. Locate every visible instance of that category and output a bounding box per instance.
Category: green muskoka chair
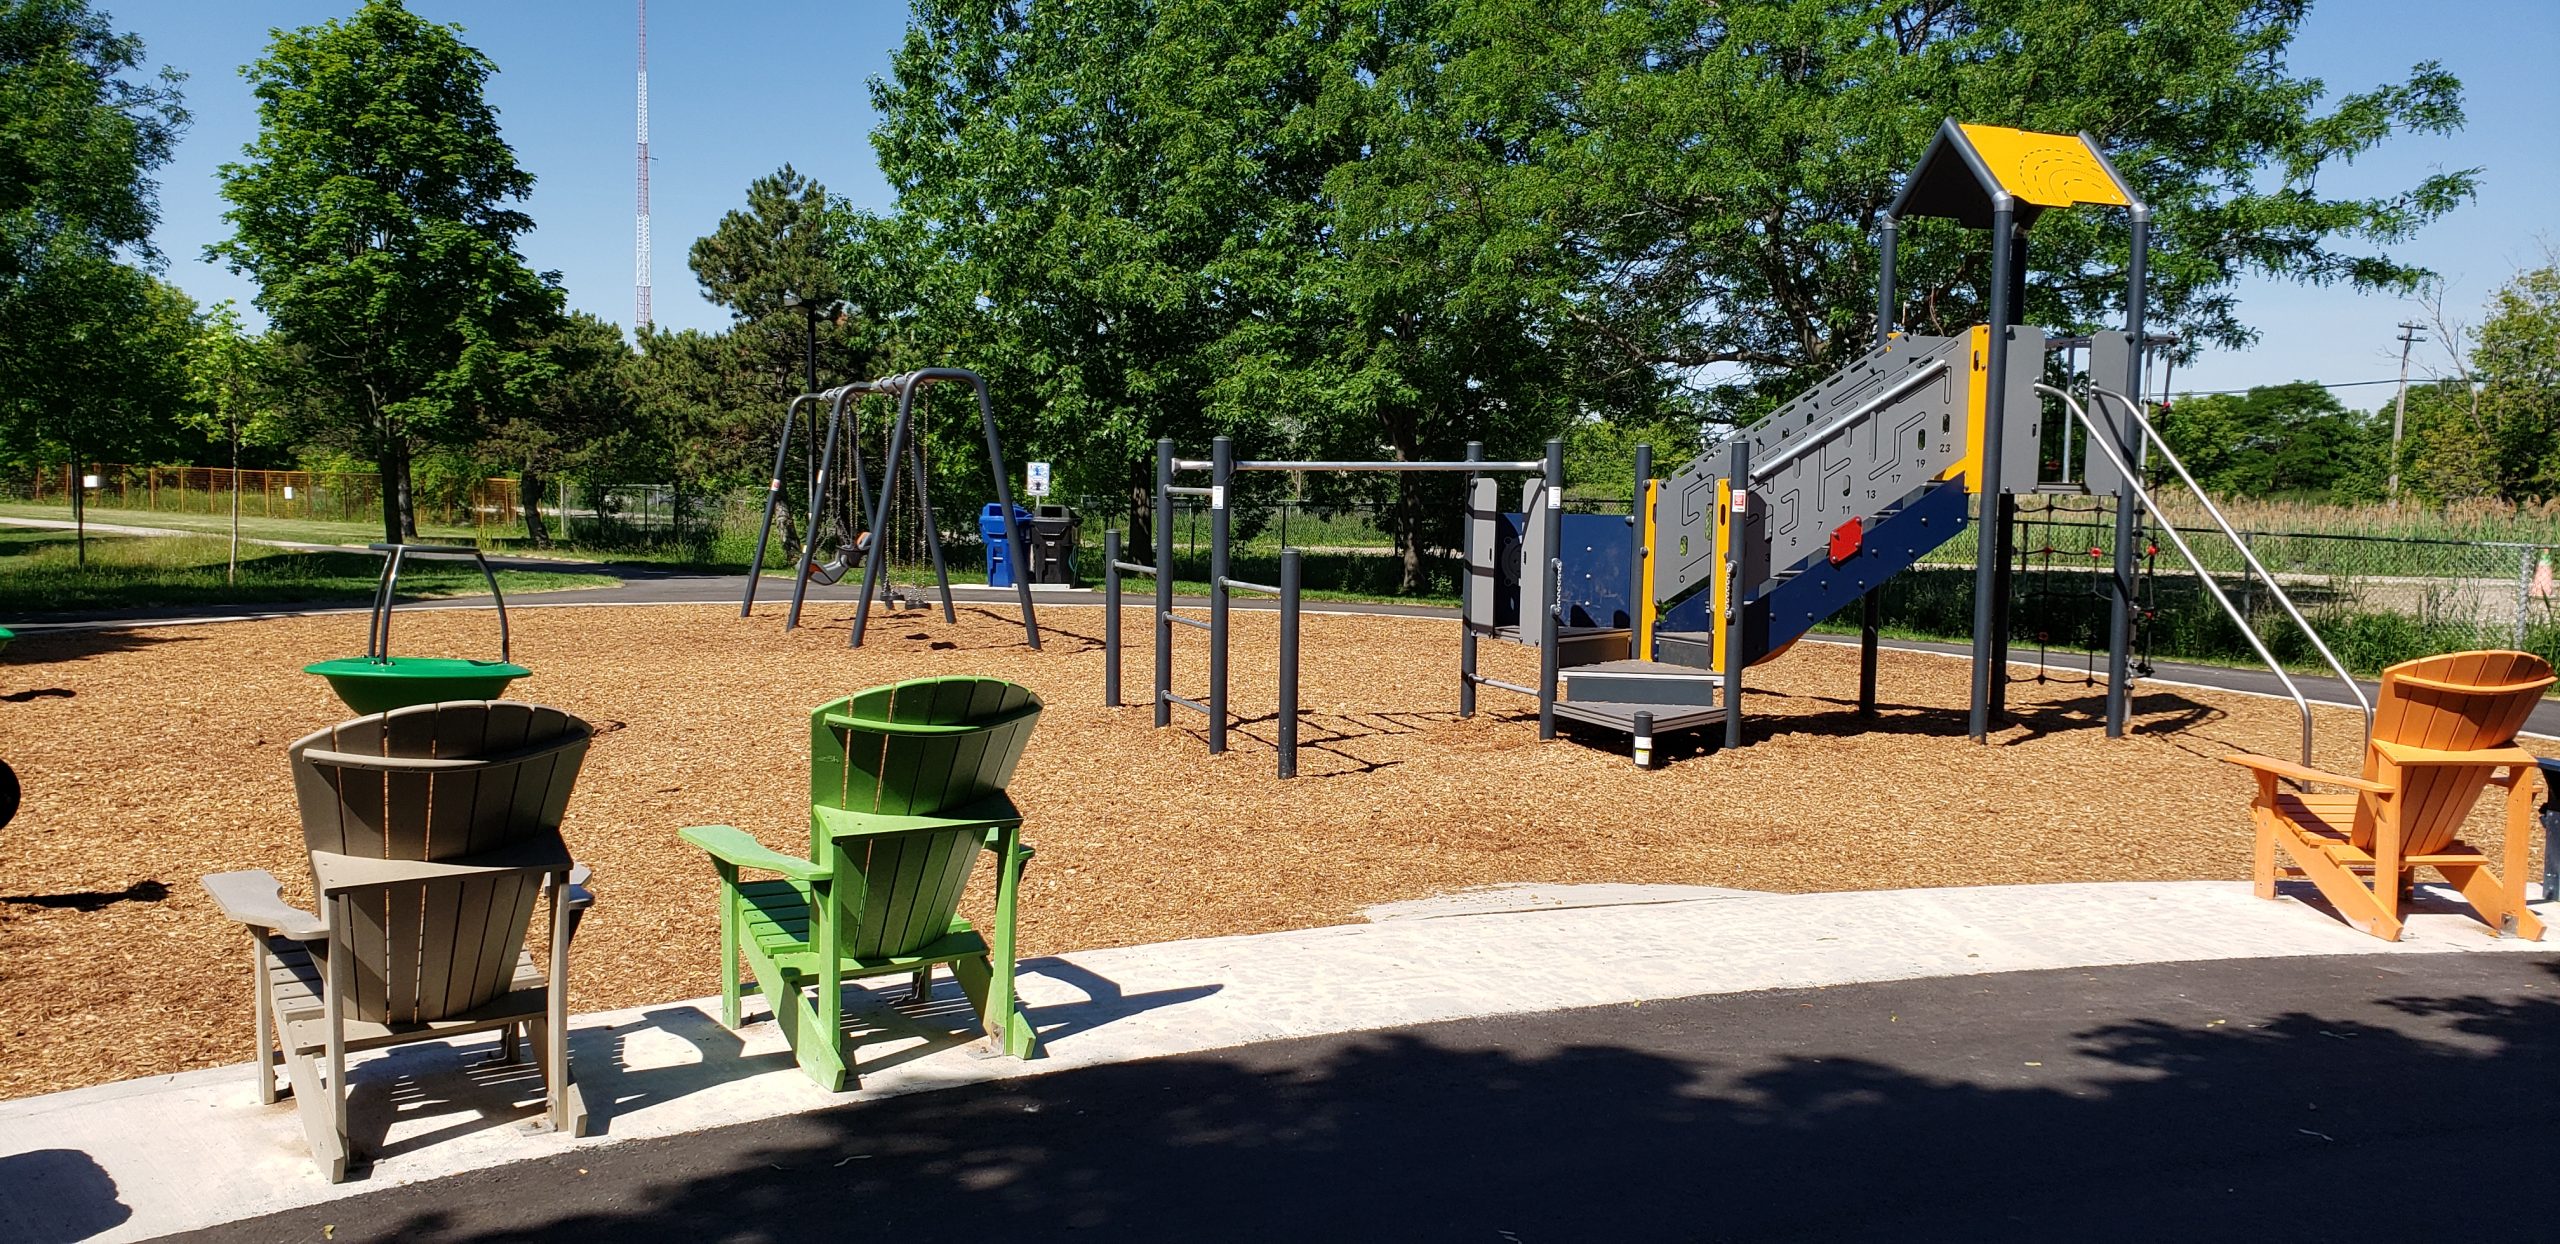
[681,676,1043,1090]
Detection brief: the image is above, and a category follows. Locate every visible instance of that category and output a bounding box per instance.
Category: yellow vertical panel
[1636,477,1660,661]
[1955,124,2129,208]
[1709,477,1732,672]
[1941,324,1992,493]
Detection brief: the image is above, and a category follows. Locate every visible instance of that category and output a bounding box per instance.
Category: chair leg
[251,935,280,1105]
[908,966,933,1004]
[2252,811,2279,899]
[2271,831,2402,941]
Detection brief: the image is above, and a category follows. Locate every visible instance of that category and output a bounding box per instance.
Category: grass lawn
[0,528,617,616]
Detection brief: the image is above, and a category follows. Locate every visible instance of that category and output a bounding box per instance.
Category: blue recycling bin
[980,503,1031,587]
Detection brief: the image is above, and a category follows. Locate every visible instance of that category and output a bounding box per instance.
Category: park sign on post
[1026,461,1051,498]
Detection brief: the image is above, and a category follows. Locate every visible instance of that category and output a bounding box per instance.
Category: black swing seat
[804,530,874,586]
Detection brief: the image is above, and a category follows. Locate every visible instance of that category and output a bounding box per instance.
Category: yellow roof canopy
[1892,120,2137,229]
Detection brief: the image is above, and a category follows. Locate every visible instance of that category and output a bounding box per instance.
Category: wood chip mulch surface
[1,601,2545,1099]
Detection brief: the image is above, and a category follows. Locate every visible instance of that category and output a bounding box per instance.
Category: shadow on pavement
[186,954,2560,1243]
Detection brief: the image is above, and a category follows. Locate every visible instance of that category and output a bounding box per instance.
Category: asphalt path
[177,951,2560,1243]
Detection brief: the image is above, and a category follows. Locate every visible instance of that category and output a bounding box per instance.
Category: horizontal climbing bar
[1220,577,1282,597]
[1177,459,1543,474]
[1162,691,1211,715]
[1111,560,1157,576]
[1164,485,1214,497]
[1164,612,1211,631]
[1468,675,1539,697]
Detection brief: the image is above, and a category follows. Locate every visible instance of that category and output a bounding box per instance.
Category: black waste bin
[1028,504,1080,586]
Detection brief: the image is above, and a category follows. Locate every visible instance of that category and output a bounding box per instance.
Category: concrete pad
[0,878,2549,1243]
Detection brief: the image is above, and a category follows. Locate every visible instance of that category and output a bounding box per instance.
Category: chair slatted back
[290,701,590,1024]
[808,678,1041,959]
[2354,650,2553,855]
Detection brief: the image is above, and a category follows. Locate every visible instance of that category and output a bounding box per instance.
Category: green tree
[181,299,290,580]
[2154,382,2378,501]
[1437,0,2478,422]
[487,311,639,546]
[688,166,872,405]
[2398,262,2560,504]
[0,0,189,522]
[210,0,561,543]
[0,264,197,560]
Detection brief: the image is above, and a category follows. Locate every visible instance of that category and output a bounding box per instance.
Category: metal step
[1550,699,1728,736]
[1651,631,1718,671]
[1561,659,1723,707]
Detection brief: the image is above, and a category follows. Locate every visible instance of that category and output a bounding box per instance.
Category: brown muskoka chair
[2228,650,2552,942]
[200,701,595,1182]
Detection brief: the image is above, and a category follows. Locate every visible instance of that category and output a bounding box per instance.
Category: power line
[2173,375,2461,397]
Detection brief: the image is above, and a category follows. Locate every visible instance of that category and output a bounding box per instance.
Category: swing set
[738,368,1041,650]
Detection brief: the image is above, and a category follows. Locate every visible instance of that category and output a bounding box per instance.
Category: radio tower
[633,0,652,331]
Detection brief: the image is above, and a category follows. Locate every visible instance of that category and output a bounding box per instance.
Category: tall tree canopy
[211,0,559,542]
[0,0,188,484]
[859,0,2477,584]
[689,166,873,402]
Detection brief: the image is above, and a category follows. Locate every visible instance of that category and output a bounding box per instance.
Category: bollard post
[1209,436,1233,755]
[1632,710,1654,770]
[1279,549,1302,779]
[1104,529,1123,707]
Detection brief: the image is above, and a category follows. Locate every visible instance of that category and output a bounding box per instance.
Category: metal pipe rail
[1748,359,1950,482]
[1466,675,1540,698]
[1172,458,1545,474]
[1221,577,1283,597]
[2040,384,2320,764]
[365,543,511,664]
[2090,387,2375,735]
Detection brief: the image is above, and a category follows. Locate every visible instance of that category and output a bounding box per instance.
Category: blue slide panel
[1756,478,1972,654]
[1496,511,1637,630]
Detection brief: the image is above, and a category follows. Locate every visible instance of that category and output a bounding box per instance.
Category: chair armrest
[309,832,574,896]
[567,862,596,912]
[983,825,1035,862]
[2368,739,2542,769]
[679,825,827,881]
[810,793,1024,842]
[200,870,329,940]
[2222,753,2393,795]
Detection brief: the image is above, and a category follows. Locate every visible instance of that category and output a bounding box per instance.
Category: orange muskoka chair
[2227,650,2552,942]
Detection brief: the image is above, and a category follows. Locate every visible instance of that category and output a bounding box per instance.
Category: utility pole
[2388,320,2425,508]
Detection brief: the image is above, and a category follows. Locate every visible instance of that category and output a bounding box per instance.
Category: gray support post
[1632,710,1654,770]
[1208,436,1233,755]
[741,394,808,616]
[2540,757,2558,912]
[1988,491,2018,721]
[1968,202,2019,742]
[845,384,908,646]
[787,394,850,633]
[1154,440,1174,729]
[1103,529,1123,707]
[2106,208,2150,737]
[1722,437,1751,752]
[1874,215,1898,348]
[1278,549,1302,779]
[1460,440,1483,717]
[908,433,957,623]
[1630,442,1652,659]
[970,376,1041,649]
[1859,589,1881,718]
[1536,439,1564,741]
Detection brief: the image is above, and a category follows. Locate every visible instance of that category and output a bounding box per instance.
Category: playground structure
[1103,439,1565,778]
[303,543,529,715]
[739,368,1042,650]
[1102,121,2385,770]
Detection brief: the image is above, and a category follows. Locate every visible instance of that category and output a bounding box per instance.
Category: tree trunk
[1387,416,1424,595]
[521,465,551,546]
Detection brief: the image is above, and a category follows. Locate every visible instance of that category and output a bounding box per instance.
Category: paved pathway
[0,879,2549,1242]
[174,949,2560,1243]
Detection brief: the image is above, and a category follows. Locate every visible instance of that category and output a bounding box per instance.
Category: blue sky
[115,0,2558,403]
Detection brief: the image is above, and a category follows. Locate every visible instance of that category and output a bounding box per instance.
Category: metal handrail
[1749,358,1951,481]
[2038,384,2318,764]
[2090,387,2375,734]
